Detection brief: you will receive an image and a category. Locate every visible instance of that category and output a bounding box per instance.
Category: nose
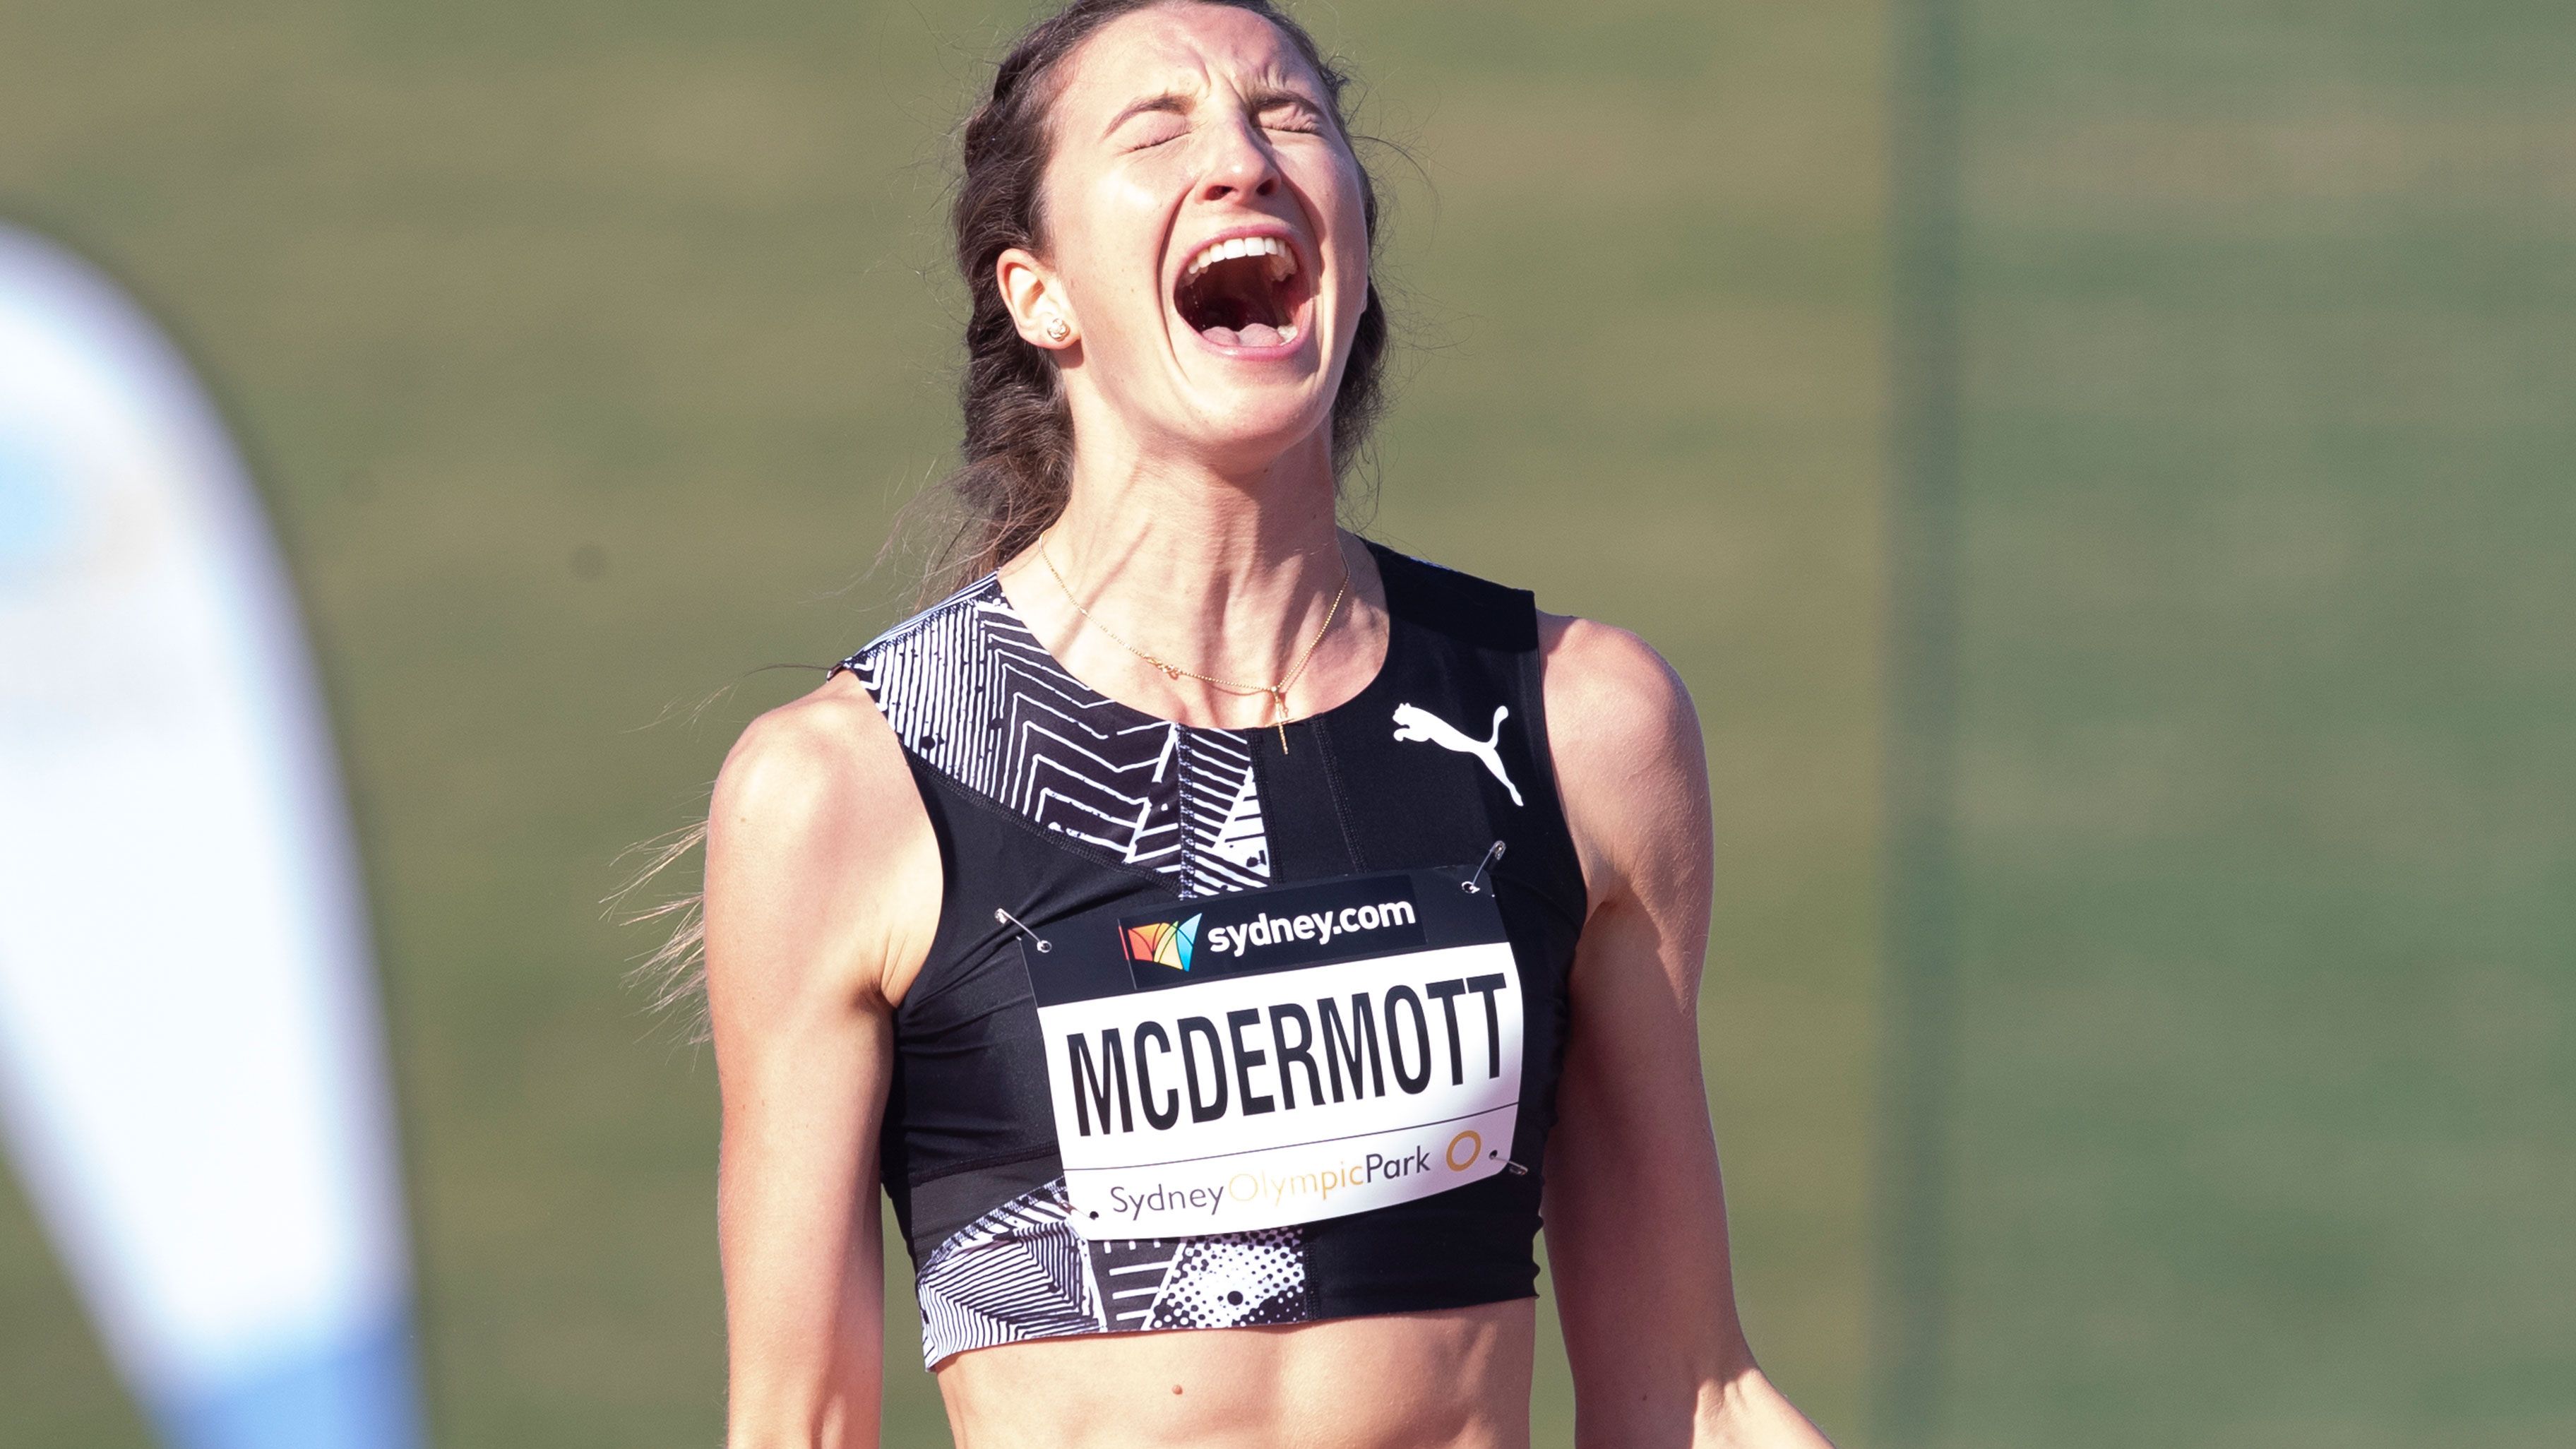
[1195,115,1280,203]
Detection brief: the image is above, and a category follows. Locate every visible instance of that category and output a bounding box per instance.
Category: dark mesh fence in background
[1880,4,2576,1445]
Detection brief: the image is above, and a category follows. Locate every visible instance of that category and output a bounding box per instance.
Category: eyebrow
[1103,91,1191,138]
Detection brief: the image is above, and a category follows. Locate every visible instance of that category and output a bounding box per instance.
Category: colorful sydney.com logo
[1123,912,1202,971]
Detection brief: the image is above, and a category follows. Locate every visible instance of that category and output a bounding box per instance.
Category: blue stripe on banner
[155,1310,425,1449]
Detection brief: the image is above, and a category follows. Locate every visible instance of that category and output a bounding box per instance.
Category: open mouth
[1174,234,1310,350]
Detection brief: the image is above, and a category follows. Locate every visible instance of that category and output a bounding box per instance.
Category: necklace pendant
[1157,663,1182,680]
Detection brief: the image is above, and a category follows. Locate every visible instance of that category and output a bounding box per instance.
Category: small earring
[1044,318,1071,343]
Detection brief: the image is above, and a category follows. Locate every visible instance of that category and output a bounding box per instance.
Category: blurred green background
[0,1,2565,1445]
[1880,4,2576,1446]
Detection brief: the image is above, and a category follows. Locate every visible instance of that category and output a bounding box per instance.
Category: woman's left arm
[1538,614,1835,1448]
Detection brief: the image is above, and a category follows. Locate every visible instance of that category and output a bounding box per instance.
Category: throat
[1176,251,1306,347]
[1017,513,1371,737]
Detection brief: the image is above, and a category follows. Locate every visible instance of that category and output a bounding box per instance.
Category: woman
[698,2,1833,1444]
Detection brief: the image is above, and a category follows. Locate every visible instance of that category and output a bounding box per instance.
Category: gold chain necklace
[1037,533,1351,753]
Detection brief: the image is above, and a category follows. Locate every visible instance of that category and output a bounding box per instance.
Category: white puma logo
[1391,703,1522,807]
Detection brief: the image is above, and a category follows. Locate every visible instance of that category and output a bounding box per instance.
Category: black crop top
[839,544,1585,1366]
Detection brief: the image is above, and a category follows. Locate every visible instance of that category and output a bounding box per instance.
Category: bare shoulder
[1537,613,1702,759]
[1535,613,1712,911]
[705,669,939,1012]
[710,670,908,826]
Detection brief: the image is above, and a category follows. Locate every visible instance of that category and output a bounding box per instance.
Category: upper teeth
[1186,234,1297,282]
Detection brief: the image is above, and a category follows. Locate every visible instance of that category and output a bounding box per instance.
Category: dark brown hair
[924,0,1390,594]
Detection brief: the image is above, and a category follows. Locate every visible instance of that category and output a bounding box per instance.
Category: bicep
[701,687,938,1441]
[1537,618,1754,1424]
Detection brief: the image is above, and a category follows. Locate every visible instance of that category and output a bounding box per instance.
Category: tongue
[1202,323,1285,349]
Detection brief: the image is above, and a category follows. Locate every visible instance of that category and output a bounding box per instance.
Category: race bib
[1023,868,1523,1240]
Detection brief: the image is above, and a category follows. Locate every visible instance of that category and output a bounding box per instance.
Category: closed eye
[1107,91,1191,148]
[1258,100,1326,134]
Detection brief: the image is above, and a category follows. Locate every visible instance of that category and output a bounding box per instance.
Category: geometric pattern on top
[845,573,1308,1366]
[844,573,1270,895]
[912,1176,1311,1368]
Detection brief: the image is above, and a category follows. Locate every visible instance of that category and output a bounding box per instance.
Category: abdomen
[934,1299,1537,1449]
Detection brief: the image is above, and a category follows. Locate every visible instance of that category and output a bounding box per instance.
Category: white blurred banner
[0,225,424,1448]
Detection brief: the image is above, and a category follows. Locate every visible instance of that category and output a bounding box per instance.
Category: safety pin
[1461,840,1506,895]
[994,907,1052,953]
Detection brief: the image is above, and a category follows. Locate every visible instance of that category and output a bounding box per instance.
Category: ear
[997,247,1078,351]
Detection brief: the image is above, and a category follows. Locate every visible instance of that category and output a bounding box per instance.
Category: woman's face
[1010,3,1370,473]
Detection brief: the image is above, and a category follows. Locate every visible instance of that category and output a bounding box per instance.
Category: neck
[1000,426,1388,729]
[1053,425,1342,616]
